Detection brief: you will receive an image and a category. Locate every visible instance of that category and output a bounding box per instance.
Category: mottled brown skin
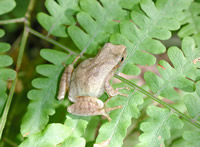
[58,43,126,120]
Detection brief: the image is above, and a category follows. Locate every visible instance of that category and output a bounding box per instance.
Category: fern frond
[20,49,74,136]
[178,2,200,38]
[61,115,88,147]
[95,84,144,147]
[144,37,200,100]
[182,130,200,147]
[111,0,192,75]
[37,0,80,37]
[20,115,88,146]
[68,0,129,55]
[137,106,183,147]
[183,81,200,122]
[0,29,16,114]
[19,123,72,146]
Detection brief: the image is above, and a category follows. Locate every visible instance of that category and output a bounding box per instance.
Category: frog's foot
[115,87,130,97]
[104,87,130,105]
[105,84,130,98]
[72,55,81,64]
[100,105,122,121]
[67,96,122,121]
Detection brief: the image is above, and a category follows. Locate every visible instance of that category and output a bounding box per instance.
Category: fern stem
[114,74,200,129]
[0,0,36,140]
[16,27,29,71]
[28,28,78,55]
[0,79,17,139]
[3,137,18,147]
[0,17,25,25]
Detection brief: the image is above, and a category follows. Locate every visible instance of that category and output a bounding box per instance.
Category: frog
[57,43,127,121]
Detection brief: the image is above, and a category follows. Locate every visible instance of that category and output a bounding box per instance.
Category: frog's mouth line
[113,60,124,71]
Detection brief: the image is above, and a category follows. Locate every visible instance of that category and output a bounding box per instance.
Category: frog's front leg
[104,73,128,97]
[67,96,122,121]
[57,56,80,100]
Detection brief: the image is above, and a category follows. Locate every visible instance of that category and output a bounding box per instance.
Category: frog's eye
[121,57,124,62]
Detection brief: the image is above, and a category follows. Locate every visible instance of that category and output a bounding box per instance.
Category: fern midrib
[122,1,171,70]
[46,0,77,37]
[107,91,136,146]
[27,66,61,134]
[150,111,173,147]
[47,12,65,37]
[80,19,105,56]
[115,74,200,129]
[79,0,126,56]
[79,6,115,56]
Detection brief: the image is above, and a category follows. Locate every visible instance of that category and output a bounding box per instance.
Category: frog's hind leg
[67,96,122,121]
[57,56,80,100]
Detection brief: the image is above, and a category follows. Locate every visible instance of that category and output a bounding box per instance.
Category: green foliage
[144,37,200,100]
[183,81,200,121]
[119,0,140,10]
[0,0,16,15]
[20,49,74,136]
[111,0,192,75]
[68,0,128,55]
[178,2,200,38]
[0,29,16,114]
[182,130,200,147]
[96,85,143,147]
[137,106,183,147]
[37,0,80,37]
[19,123,72,147]
[2,0,200,146]
[20,116,88,147]
[62,115,88,147]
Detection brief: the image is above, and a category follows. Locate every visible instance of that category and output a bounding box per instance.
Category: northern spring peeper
[57,43,127,120]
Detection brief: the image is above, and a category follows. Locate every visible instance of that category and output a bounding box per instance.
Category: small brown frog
[58,43,127,120]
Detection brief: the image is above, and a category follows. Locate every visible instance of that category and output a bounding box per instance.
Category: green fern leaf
[178,2,200,38]
[0,0,16,15]
[137,106,183,147]
[84,116,100,142]
[182,130,200,147]
[37,0,80,37]
[0,29,5,37]
[119,0,140,10]
[20,115,88,146]
[196,81,200,97]
[19,123,72,147]
[0,29,16,114]
[111,0,192,75]
[144,37,200,100]
[61,115,88,147]
[61,136,85,147]
[68,0,129,55]
[183,81,200,121]
[95,85,143,147]
[64,115,89,137]
[20,49,74,136]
